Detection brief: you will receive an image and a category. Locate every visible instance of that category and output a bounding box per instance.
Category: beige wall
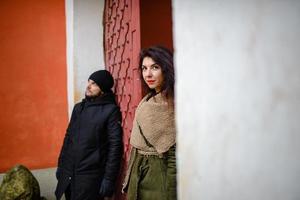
[173,1,300,199]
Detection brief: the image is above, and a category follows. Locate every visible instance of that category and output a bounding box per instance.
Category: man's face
[85,79,102,97]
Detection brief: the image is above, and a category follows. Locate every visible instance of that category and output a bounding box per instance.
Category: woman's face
[141,56,164,93]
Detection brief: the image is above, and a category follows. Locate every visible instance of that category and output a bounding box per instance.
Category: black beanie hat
[88,70,114,92]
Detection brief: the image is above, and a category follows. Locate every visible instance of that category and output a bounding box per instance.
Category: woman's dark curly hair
[139,45,174,103]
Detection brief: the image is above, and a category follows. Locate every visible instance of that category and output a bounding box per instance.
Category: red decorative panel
[103,0,141,199]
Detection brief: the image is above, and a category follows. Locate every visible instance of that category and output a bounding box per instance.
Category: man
[55,70,123,200]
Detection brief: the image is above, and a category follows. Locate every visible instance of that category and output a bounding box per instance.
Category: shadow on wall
[0,166,58,200]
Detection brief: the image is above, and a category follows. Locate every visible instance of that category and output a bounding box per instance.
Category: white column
[66,0,105,117]
[65,0,74,117]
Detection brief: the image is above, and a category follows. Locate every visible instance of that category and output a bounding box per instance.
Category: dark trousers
[64,184,104,200]
[64,185,71,200]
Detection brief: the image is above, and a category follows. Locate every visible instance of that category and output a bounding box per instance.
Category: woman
[123,46,176,200]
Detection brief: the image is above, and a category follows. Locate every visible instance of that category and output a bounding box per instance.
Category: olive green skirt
[126,145,177,200]
[127,152,167,200]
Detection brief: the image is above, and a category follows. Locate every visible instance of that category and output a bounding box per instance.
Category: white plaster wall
[66,0,105,116]
[173,1,300,200]
[65,0,74,117]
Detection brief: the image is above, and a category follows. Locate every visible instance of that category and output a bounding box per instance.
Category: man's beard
[85,91,101,100]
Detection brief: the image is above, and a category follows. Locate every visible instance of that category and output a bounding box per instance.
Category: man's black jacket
[55,93,123,200]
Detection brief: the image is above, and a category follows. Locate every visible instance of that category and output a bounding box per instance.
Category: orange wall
[0,0,68,172]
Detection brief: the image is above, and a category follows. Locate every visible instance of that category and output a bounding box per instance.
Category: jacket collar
[82,93,116,106]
